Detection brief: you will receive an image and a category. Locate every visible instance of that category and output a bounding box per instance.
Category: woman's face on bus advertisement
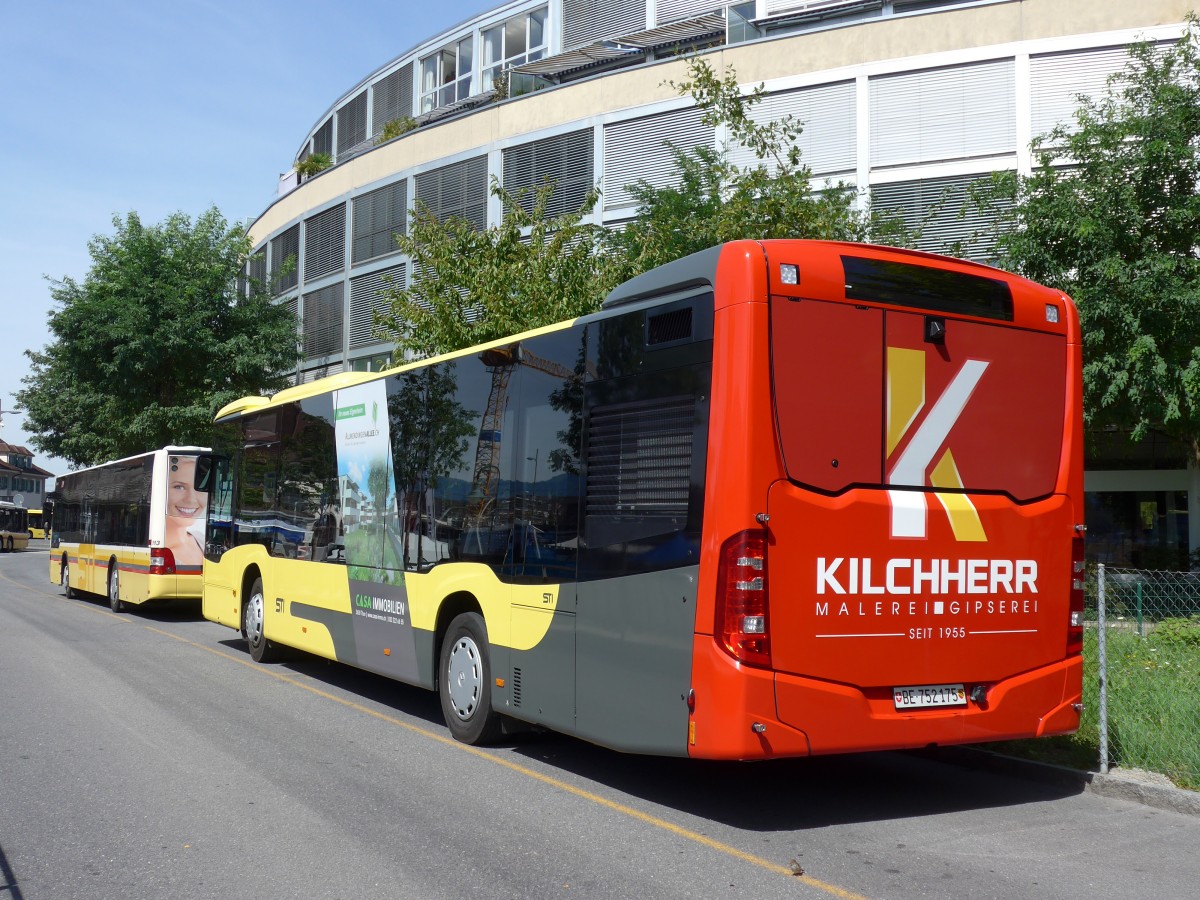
[168,456,207,519]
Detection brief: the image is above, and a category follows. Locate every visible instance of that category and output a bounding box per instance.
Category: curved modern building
[246,0,1195,566]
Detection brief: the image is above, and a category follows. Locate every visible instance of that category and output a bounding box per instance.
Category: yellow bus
[51,447,209,612]
[27,508,47,539]
[0,501,31,552]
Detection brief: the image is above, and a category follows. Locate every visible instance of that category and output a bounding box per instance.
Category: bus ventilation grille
[647,307,693,346]
[512,667,522,707]
[586,397,694,523]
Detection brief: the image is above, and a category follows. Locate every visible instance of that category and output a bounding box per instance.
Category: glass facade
[1086,490,1191,570]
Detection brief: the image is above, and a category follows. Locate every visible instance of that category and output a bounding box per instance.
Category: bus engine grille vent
[647,307,693,346]
[586,396,694,523]
[512,667,522,707]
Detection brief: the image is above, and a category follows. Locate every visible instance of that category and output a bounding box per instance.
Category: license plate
[893,683,966,710]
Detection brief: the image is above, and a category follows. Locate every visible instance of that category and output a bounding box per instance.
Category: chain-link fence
[1092,565,1200,789]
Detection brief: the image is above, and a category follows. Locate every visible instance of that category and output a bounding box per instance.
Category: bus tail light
[150,546,177,576]
[715,530,770,668]
[1067,536,1085,656]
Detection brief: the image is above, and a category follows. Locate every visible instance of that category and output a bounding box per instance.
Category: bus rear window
[841,255,1013,321]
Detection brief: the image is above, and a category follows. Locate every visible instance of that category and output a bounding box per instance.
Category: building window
[349,263,406,349]
[870,174,1013,262]
[420,35,475,112]
[869,59,1016,169]
[562,0,643,51]
[247,246,267,295]
[727,2,762,44]
[304,204,347,281]
[302,283,345,359]
[336,91,368,157]
[373,63,415,138]
[352,182,407,264]
[482,7,548,92]
[503,128,595,218]
[350,352,393,373]
[313,118,333,158]
[271,225,300,296]
[1087,490,1190,570]
[414,155,489,229]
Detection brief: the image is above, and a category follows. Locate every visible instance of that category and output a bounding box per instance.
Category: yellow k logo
[886,347,987,542]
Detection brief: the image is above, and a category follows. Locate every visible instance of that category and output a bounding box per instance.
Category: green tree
[19,207,300,467]
[374,179,623,359]
[375,57,907,362]
[608,58,896,274]
[976,20,1200,463]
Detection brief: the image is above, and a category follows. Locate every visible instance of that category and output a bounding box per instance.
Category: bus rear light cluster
[715,530,771,668]
[149,546,177,576]
[1067,536,1085,656]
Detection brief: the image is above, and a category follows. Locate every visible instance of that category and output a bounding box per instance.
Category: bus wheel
[439,612,502,745]
[108,565,126,613]
[61,560,77,599]
[244,577,280,664]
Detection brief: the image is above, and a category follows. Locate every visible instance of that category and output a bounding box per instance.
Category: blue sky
[0,0,495,482]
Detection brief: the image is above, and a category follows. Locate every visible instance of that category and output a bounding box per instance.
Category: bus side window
[422,355,516,573]
[507,330,584,584]
[278,397,339,563]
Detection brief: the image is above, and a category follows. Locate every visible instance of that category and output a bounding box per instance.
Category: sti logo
[886,347,988,542]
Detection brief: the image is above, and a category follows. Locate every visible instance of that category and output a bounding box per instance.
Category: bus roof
[214,318,578,422]
[55,446,209,480]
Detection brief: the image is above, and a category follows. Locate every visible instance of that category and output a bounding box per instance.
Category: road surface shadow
[216,637,448,729]
[510,735,1085,832]
[208,636,1084,832]
[0,840,25,900]
[68,591,205,622]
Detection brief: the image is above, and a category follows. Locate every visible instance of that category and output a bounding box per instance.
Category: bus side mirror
[194,455,215,492]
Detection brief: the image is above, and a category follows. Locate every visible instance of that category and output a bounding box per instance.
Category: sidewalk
[926,746,1200,817]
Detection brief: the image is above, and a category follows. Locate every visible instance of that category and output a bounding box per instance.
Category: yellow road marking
[146,625,871,899]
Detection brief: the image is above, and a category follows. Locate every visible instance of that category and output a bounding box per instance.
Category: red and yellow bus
[52,447,209,612]
[195,240,1083,759]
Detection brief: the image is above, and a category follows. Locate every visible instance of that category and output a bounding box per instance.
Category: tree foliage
[375,57,906,361]
[977,20,1200,463]
[608,58,896,273]
[19,207,300,467]
[374,179,623,359]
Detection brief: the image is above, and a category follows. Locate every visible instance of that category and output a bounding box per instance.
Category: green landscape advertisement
[334,380,418,681]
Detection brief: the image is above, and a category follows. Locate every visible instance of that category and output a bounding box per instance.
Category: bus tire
[61,559,77,599]
[108,564,126,613]
[244,577,280,664]
[439,612,502,745]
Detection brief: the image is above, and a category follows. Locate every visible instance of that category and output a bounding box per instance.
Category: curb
[923,746,1200,818]
[1086,771,1200,817]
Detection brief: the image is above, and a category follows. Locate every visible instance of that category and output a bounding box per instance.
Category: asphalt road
[2,543,1197,900]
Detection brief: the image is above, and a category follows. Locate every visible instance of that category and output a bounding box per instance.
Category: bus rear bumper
[687,637,814,760]
[774,654,1083,755]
